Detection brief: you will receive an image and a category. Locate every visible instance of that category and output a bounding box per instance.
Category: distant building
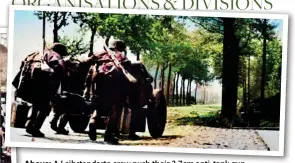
[198,84,222,104]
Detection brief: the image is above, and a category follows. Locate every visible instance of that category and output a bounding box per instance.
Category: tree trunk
[241,58,247,108]
[159,67,163,90]
[172,73,177,106]
[186,79,190,105]
[221,18,239,120]
[154,64,159,89]
[89,27,96,57]
[136,53,140,61]
[53,12,59,42]
[166,63,172,103]
[42,11,46,53]
[53,29,58,42]
[42,11,46,52]
[189,79,192,105]
[261,19,267,101]
[182,78,186,106]
[180,77,183,106]
[175,73,179,106]
[248,52,251,107]
[160,66,165,90]
[195,83,198,104]
[105,36,110,47]
[242,78,247,107]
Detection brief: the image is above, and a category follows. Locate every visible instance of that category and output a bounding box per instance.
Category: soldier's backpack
[12,52,54,104]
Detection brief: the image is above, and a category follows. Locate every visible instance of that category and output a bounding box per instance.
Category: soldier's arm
[83,65,94,101]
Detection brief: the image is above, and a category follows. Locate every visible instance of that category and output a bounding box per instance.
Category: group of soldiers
[16,40,152,144]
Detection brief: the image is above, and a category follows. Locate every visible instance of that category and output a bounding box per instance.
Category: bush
[260,120,279,128]
[176,110,248,128]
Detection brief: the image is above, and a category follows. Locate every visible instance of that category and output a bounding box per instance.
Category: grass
[119,104,222,145]
[167,104,221,126]
[167,105,279,128]
[168,104,248,127]
[260,120,280,128]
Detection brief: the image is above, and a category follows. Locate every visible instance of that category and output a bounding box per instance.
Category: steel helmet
[50,42,69,57]
[109,40,126,52]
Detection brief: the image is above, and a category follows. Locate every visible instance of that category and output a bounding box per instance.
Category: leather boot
[127,132,140,140]
[104,118,119,144]
[56,114,69,135]
[50,113,60,132]
[88,122,97,141]
[88,110,98,141]
[104,134,119,145]
[128,102,140,140]
[31,113,47,138]
[25,120,35,135]
[26,108,38,135]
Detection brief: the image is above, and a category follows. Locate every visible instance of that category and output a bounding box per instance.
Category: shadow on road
[119,135,183,146]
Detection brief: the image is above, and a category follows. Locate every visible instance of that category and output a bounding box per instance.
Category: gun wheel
[147,89,167,138]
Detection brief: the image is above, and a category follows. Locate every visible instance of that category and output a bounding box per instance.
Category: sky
[12,10,284,102]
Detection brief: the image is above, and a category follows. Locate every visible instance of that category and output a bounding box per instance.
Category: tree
[59,35,89,56]
[154,64,160,89]
[221,18,239,119]
[252,19,277,100]
[142,17,187,100]
[172,73,177,105]
[73,13,109,56]
[35,11,70,42]
[100,14,157,60]
[185,17,272,119]
[265,39,282,96]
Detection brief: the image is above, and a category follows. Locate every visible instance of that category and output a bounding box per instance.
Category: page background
[0,0,294,162]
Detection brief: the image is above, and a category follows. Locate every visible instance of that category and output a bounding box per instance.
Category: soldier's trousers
[89,96,122,138]
[89,109,118,137]
[26,102,51,131]
[128,95,140,135]
[50,109,69,131]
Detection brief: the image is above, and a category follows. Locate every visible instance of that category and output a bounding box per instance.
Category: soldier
[26,43,68,137]
[84,40,128,144]
[107,40,153,140]
[85,40,153,143]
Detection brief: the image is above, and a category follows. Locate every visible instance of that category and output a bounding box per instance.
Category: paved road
[9,112,277,151]
[10,112,107,144]
[256,130,280,151]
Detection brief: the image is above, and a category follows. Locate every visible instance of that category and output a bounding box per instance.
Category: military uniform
[26,43,67,137]
[86,40,153,143]
[48,43,73,135]
[85,45,128,144]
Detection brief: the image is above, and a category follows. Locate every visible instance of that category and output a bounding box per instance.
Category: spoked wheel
[147,89,167,138]
[69,114,90,133]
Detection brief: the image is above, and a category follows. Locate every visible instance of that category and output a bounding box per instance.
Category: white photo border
[5,5,289,157]
[11,148,17,163]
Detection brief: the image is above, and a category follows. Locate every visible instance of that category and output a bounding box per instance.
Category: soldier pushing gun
[85,40,153,144]
[13,43,68,137]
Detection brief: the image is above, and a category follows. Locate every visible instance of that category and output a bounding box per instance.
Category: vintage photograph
[5,6,288,156]
[0,28,12,163]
